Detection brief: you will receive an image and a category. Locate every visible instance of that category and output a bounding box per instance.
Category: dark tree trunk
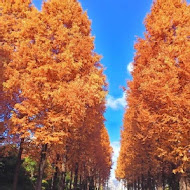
[52,154,60,190]
[59,172,66,190]
[147,170,153,190]
[89,176,95,190]
[162,171,165,190]
[79,175,82,189]
[157,172,162,190]
[13,138,24,190]
[141,174,145,190]
[127,183,130,190]
[82,177,87,190]
[52,165,58,190]
[134,179,137,190]
[137,177,140,190]
[35,144,48,190]
[169,173,179,190]
[69,171,73,190]
[73,163,79,190]
[62,172,66,190]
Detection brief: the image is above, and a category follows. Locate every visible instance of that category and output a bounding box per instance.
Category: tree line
[0,0,112,190]
[116,0,190,189]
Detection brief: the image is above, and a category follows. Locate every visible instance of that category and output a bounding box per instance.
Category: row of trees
[116,0,190,189]
[0,0,112,190]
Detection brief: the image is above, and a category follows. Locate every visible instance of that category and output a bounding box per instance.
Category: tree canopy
[116,0,190,189]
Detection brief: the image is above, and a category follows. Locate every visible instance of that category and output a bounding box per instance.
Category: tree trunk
[13,138,24,190]
[141,174,145,190]
[52,165,59,190]
[69,171,73,190]
[73,163,79,190]
[89,176,95,190]
[82,178,87,190]
[162,172,165,190]
[79,175,82,189]
[169,173,179,190]
[179,176,190,190]
[157,173,162,190]
[134,179,137,190]
[35,144,48,190]
[98,176,101,190]
[147,170,153,190]
[137,177,140,190]
[52,154,60,190]
[59,172,66,190]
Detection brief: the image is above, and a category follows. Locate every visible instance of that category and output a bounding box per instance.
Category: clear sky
[33,0,153,179]
[78,0,153,143]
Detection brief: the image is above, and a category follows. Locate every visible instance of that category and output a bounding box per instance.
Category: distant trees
[0,0,112,190]
[116,0,190,189]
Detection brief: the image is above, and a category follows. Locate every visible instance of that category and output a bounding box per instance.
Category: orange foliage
[116,0,190,188]
[1,0,112,188]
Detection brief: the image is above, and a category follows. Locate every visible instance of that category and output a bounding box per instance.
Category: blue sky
[33,0,153,179]
[75,0,153,143]
[77,0,153,143]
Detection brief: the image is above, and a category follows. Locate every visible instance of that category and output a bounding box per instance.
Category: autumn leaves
[116,0,190,189]
[0,0,112,189]
[1,0,190,190]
